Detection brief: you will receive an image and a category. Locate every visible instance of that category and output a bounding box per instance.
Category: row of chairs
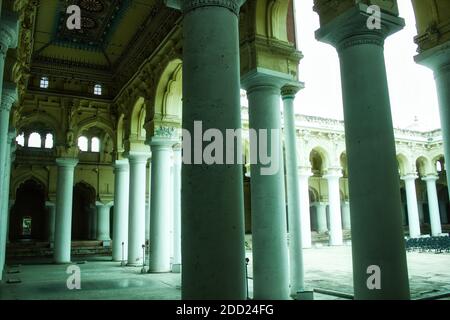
[406,236,450,254]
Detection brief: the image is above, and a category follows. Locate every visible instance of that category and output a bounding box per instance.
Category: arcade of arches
[0,0,450,300]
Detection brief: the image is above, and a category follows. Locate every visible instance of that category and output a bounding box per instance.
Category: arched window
[78,136,88,152]
[94,84,102,96]
[28,132,41,148]
[437,161,443,173]
[40,77,49,89]
[16,133,25,147]
[45,133,54,149]
[91,137,100,153]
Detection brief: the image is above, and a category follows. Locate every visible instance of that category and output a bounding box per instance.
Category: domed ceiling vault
[29,0,181,96]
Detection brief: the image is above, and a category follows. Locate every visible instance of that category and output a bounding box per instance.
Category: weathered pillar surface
[54,158,78,264]
[401,174,421,238]
[315,2,410,299]
[96,202,112,241]
[172,145,182,273]
[242,70,291,300]
[127,152,150,266]
[324,168,343,246]
[149,135,174,273]
[423,175,443,236]
[112,160,129,262]
[281,85,306,295]
[167,0,247,299]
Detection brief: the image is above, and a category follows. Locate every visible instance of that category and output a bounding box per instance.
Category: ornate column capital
[55,158,79,168]
[126,151,151,164]
[166,0,245,16]
[315,3,404,52]
[422,174,439,183]
[1,82,18,112]
[401,173,418,181]
[149,125,179,148]
[241,68,296,94]
[415,41,450,76]
[114,159,130,173]
[281,83,304,101]
[0,10,19,55]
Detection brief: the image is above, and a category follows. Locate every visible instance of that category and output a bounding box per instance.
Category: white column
[146,161,151,243]
[54,158,78,264]
[242,71,289,300]
[149,138,173,273]
[0,130,15,281]
[127,152,150,266]
[96,202,112,241]
[88,205,97,240]
[45,201,56,243]
[423,175,443,236]
[169,0,247,299]
[299,167,312,249]
[341,201,351,230]
[315,202,328,233]
[324,169,343,246]
[401,174,421,238]
[281,85,306,296]
[172,145,182,273]
[112,160,129,262]
[316,5,410,299]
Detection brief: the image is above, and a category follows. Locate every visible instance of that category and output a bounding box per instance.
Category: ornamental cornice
[181,0,243,15]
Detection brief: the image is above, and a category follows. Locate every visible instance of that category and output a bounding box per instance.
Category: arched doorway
[72,182,96,240]
[10,179,47,241]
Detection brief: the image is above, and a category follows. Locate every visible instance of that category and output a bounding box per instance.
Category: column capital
[315,3,404,52]
[127,151,151,164]
[96,201,113,208]
[281,83,304,101]
[401,173,418,181]
[415,41,450,76]
[45,201,56,207]
[55,158,79,168]
[323,167,343,179]
[1,82,18,112]
[422,174,439,183]
[241,68,297,94]
[0,11,19,55]
[166,0,245,16]
[114,159,129,172]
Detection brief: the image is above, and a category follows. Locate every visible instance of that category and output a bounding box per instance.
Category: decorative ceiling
[53,0,131,52]
[30,0,181,94]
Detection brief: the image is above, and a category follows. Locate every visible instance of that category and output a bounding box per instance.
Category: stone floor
[1,246,449,300]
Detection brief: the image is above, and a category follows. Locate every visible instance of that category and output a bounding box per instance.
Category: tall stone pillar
[314,202,328,233]
[45,201,56,243]
[324,169,343,246]
[172,145,182,273]
[281,85,305,295]
[112,159,129,262]
[166,0,246,299]
[148,136,174,273]
[242,71,290,300]
[341,201,351,230]
[299,167,312,249]
[315,2,410,299]
[401,174,421,238]
[127,152,150,266]
[423,175,442,236]
[96,202,112,241]
[54,158,78,264]
[0,129,15,281]
[415,44,450,201]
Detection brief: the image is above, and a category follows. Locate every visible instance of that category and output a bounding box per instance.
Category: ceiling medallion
[81,17,97,29]
[79,0,104,12]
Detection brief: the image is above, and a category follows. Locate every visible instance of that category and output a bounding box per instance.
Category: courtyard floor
[1,245,449,300]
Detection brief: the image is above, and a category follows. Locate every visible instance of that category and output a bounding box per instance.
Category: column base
[53,261,72,265]
[126,262,143,267]
[171,263,182,273]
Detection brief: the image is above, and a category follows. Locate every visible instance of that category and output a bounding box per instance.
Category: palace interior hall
[1,0,450,301]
